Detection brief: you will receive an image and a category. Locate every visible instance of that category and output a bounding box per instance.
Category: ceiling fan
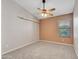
[37,0,55,17]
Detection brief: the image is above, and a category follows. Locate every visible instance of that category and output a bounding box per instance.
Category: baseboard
[39,40,73,46]
[2,40,38,55]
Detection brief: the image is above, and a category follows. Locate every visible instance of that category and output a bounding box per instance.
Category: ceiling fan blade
[37,8,41,10]
[49,8,55,11]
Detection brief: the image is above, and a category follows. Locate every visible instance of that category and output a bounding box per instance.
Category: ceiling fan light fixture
[37,0,55,17]
[41,13,48,17]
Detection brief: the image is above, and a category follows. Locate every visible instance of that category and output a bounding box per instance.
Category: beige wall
[40,14,73,44]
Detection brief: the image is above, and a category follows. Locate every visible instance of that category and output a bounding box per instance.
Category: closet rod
[17,16,39,24]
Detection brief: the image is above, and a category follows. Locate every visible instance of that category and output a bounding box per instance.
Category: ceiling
[14,0,74,19]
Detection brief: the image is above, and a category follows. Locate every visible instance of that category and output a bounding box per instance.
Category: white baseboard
[2,41,38,55]
[39,40,73,46]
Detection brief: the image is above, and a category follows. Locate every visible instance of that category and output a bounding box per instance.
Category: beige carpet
[2,41,77,59]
